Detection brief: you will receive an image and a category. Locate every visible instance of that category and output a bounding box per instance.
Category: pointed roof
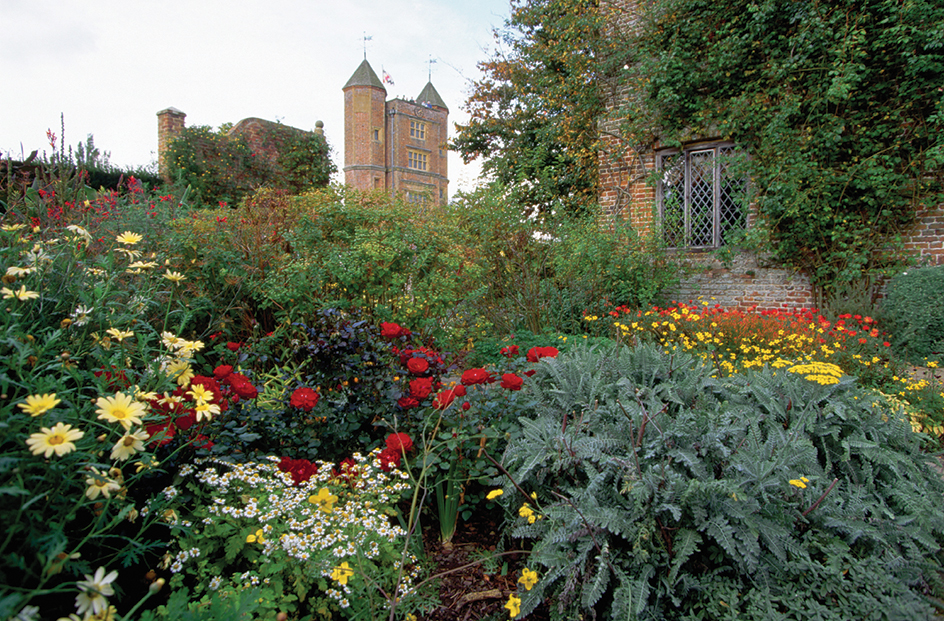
[417,82,448,111]
[344,59,385,91]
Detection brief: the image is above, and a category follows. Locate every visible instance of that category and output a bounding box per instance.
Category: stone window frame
[656,142,746,250]
[407,150,428,171]
[410,120,426,140]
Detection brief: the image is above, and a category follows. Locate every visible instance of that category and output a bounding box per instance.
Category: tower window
[408,150,428,171]
[373,129,380,141]
[410,121,426,140]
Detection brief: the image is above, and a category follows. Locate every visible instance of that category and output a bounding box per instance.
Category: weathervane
[428,55,437,81]
[363,32,372,60]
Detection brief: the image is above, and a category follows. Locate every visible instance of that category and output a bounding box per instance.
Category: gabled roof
[344,59,386,91]
[417,82,448,111]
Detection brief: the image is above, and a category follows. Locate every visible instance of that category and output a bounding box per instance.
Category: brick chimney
[156,107,186,179]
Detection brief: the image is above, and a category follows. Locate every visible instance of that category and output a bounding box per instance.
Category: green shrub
[496,343,944,620]
[882,265,944,362]
[450,184,680,338]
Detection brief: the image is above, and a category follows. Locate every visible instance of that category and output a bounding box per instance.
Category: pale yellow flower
[165,359,194,387]
[17,393,61,416]
[1,223,26,232]
[5,266,35,277]
[163,270,186,283]
[2,285,40,301]
[115,231,143,245]
[26,422,84,458]
[194,401,221,422]
[127,261,158,270]
[96,392,147,429]
[188,384,214,403]
[110,429,149,461]
[85,467,121,500]
[105,328,135,342]
[161,331,183,349]
[75,567,118,617]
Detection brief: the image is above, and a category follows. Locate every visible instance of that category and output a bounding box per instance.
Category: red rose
[524,369,536,377]
[433,388,460,410]
[381,322,406,338]
[454,385,467,397]
[279,457,318,485]
[409,377,433,399]
[213,365,233,380]
[290,387,320,412]
[378,447,402,472]
[398,396,419,409]
[461,368,492,385]
[146,421,175,446]
[407,357,429,375]
[386,432,413,453]
[175,413,196,431]
[500,345,520,358]
[226,342,241,352]
[227,374,258,400]
[462,401,471,411]
[500,373,524,391]
[526,346,560,363]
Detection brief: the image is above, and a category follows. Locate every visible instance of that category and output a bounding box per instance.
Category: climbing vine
[616,0,944,294]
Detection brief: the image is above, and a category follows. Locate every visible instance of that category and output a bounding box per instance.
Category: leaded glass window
[658,144,745,249]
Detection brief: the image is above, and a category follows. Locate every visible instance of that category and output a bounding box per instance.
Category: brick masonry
[597,0,942,311]
[343,60,449,204]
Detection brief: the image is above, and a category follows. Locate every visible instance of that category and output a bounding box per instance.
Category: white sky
[0,0,512,196]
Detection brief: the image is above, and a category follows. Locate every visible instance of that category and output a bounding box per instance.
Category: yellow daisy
[95,392,147,429]
[105,328,135,342]
[2,286,40,301]
[165,359,194,387]
[17,393,61,416]
[163,270,186,283]
[26,422,84,458]
[188,384,214,404]
[110,429,149,461]
[115,231,143,245]
[194,402,221,422]
[85,467,121,500]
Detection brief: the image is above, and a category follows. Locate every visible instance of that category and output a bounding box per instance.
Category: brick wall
[385,99,448,203]
[156,107,186,177]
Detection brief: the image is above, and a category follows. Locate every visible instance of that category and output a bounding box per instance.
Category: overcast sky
[0,0,512,195]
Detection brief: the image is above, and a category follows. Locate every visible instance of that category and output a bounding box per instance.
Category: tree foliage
[455,0,619,217]
[617,0,944,293]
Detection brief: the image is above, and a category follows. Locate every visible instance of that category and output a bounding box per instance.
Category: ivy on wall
[616,0,944,293]
[166,125,335,206]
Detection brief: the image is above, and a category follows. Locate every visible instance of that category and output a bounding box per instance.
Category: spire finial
[363,32,372,60]
[428,55,437,82]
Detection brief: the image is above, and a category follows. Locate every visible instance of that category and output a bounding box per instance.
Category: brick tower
[343,59,449,204]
